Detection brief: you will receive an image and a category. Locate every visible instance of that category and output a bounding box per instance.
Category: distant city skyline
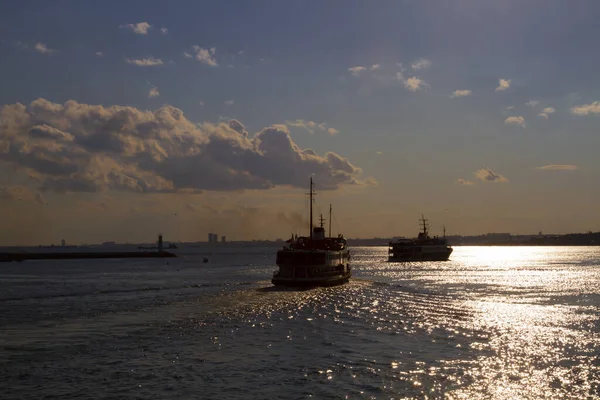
[1,1,600,245]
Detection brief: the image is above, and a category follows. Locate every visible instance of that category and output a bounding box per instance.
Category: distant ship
[272,178,351,287]
[388,215,453,262]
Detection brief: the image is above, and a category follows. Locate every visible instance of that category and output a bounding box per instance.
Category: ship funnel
[313,226,325,240]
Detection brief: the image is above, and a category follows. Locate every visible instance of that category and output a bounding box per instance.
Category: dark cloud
[0,98,369,193]
[228,119,248,137]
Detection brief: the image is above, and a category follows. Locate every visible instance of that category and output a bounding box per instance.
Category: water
[1,246,599,399]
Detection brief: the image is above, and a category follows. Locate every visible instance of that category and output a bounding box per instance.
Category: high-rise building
[61,239,66,247]
[208,233,218,243]
[221,236,226,243]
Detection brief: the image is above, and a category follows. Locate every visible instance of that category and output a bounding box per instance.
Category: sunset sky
[1,1,600,245]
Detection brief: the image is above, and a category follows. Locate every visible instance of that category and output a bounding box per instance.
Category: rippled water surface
[2,246,600,399]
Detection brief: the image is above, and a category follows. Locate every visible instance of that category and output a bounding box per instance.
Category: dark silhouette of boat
[272,178,351,287]
[388,215,453,261]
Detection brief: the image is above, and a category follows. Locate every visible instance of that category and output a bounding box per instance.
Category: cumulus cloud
[348,66,367,76]
[187,46,218,66]
[411,59,431,70]
[394,71,428,92]
[403,77,428,92]
[35,43,56,55]
[525,100,539,107]
[571,102,600,116]
[535,164,578,171]
[285,120,339,135]
[125,57,163,67]
[0,99,368,193]
[370,64,381,71]
[495,79,511,91]
[538,107,555,119]
[455,179,474,186]
[148,87,159,98]
[451,90,472,98]
[504,116,525,127]
[120,22,152,35]
[160,27,168,35]
[474,168,508,183]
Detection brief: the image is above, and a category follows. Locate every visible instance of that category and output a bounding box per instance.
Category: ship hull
[272,271,351,287]
[388,247,453,262]
[388,251,452,262]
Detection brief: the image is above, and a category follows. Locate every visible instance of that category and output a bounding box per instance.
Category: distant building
[61,239,66,247]
[221,236,226,243]
[208,233,218,243]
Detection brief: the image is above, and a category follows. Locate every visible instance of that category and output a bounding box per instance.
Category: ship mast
[309,177,314,240]
[329,204,332,238]
[420,214,429,236]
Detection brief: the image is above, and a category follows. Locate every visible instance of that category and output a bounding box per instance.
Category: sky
[1,0,600,245]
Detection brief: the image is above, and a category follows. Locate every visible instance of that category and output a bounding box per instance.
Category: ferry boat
[272,178,351,287]
[388,215,453,262]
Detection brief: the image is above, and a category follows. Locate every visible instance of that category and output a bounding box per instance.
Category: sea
[1,245,599,399]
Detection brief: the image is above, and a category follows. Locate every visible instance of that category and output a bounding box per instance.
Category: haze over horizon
[1,1,600,245]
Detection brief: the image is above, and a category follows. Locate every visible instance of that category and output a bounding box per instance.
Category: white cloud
[0,98,369,192]
[526,100,539,107]
[411,59,431,70]
[285,120,339,135]
[125,57,163,67]
[403,76,428,92]
[495,79,511,92]
[474,168,508,183]
[34,43,56,55]
[120,22,152,35]
[455,178,474,186]
[148,87,159,98]
[451,90,472,98]
[571,102,600,115]
[189,46,218,66]
[393,71,428,92]
[504,116,525,127]
[183,52,193,58]
[535,165,578,171]
[348,66,367,76]
[505,106,515,110]
[95,52,104,57]
[538,107,556,119]
[224,100,234,106]
[160,27,168,35]
[370,64,381,71]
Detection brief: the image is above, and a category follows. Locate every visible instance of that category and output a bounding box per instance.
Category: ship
[272,178,351,287]
[388,215,453,262]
